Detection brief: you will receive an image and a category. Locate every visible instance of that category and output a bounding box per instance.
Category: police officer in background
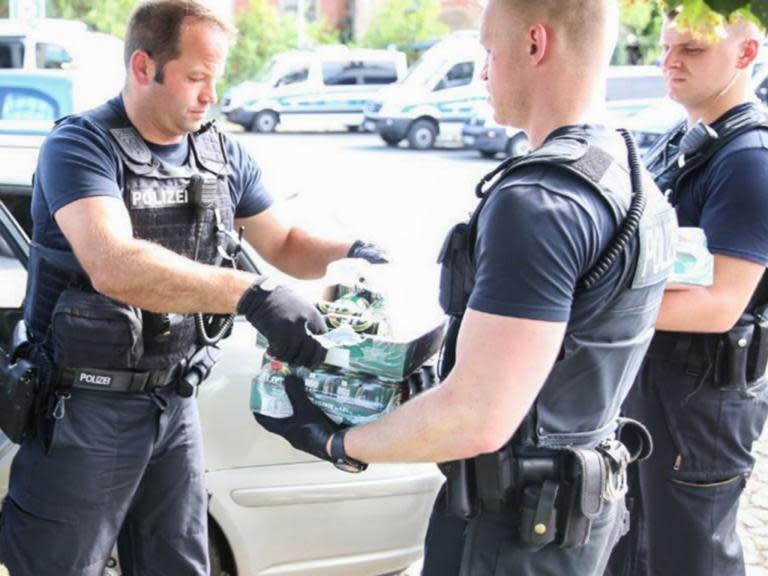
[253,1,677,574]
[606,12,768,576]
[0,1,385,575]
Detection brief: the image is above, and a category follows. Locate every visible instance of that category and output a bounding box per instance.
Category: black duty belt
[57,365,179,393]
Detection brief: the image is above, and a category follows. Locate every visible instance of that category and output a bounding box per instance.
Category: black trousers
[0,387,208,576]
[605,356,768,576]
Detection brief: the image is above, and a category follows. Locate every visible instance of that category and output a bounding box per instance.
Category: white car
[0,199,443,575]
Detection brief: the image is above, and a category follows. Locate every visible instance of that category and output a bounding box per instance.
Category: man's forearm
[274,228,351,279]
[92,236,255,313]
[342,381,488,464]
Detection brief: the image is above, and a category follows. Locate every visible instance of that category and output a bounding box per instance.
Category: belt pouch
[750,306,768,382]
[443,459,477,518]
[560,449,605,548]
[518,480,558,547]
[51,288,144,369]
[716,321,754,390]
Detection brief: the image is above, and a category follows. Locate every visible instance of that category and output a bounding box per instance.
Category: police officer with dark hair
[606,13,768,576]
[0,1,385,574]
[252,1,677,574]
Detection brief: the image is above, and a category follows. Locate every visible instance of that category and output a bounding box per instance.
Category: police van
[223,47,408,132]
[363,32,486,149]
[0,18,125,111]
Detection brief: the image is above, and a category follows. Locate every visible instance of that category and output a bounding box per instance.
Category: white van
[363,32,486,149]
[0,18,125,111]
[223,47,408,132]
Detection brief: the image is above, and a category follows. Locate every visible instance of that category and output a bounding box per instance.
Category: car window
[36,43,73,70]
[0,233,25,309]
[434,61,474,91]
[275,67,309,87]
[322,61,359,85]
[360,62,398,85]
[0,38,25,69]
[0,88,59,120]
[607,75,666,101]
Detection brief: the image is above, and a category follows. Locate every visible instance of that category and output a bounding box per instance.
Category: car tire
[506,133,530,158]
[479,150,497,159]
[407,119,437,150]
[381,134,402,147]
[251,110,278,133]
[209,522,235,576]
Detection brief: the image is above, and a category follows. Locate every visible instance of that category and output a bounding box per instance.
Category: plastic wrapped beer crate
[667,227,714,290]
[250,356,408,426]
[256,261,446,381]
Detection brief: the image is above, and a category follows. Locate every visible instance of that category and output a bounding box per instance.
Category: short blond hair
[500,0,618,64]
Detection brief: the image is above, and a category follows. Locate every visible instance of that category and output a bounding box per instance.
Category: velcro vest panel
[26,104,235,371]
[439,134,675,450]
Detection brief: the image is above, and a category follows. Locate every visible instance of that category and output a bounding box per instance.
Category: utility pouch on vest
[438,223,475,316]
[559,449,606,548]
[51,288,144,370]
[715,318,754,390]
[0,346,37,444]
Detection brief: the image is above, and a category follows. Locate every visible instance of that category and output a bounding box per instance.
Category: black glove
[238,281,327,368]
[347,240,389,264]
[254,374,340,461]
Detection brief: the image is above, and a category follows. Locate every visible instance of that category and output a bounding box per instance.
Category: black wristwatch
[330,429,368,474]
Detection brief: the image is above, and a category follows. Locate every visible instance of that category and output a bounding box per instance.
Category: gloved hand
[347,240,389,264]
[254,374,341,461]
[238,280,327,368]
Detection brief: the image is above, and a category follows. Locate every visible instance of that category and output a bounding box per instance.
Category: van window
[275,67,309,87]
[322,61,358,85]
[0,38,24,69]
[360,62,398,85]
[0,88,58,120]
[36,43,73,70]
[435,61,474,91]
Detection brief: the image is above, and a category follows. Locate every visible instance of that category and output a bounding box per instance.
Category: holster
[714,309,768,390]
[0,330,40,444]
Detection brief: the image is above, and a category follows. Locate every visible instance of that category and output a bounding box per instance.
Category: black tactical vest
[24,103,235,371]
[438,131,677,450]
[644,103,768,375]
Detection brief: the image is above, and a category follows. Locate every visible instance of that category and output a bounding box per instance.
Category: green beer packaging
[250,356,407,426]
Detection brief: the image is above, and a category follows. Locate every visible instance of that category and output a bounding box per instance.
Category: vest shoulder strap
[82,103,154,168]
[191,121,229,175]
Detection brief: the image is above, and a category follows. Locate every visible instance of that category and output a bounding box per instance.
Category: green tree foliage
[616,1,664,64]
[622,1,768,38]
[47,0,134,38]
[0,0,8,18]
[361,0,448,57]
[224,0,340,93]
[224,0,294,92]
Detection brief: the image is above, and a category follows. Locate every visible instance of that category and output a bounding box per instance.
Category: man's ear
[129,50,156,86]
[737,38,760,69]
[528,23,548,64]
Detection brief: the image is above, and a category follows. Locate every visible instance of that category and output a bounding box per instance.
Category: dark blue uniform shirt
[31,95,273,249]
[666,104,768,268]
[468,124,626,324]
